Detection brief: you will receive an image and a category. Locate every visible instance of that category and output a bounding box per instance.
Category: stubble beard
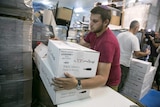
[91,24,103,33]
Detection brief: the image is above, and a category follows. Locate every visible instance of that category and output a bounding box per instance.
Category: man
[52,5,121,91]
[117,20,150,92]
[149,28,160,48]
[150,28,160,90]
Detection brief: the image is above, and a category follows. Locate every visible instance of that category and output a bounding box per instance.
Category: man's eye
[93,20,98,23]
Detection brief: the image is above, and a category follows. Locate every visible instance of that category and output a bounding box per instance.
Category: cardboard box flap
[131,58,152,65]
[49,40,99,53]
[34,43,48,58]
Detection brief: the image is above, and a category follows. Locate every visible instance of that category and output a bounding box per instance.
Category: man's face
[134,23,140,34]
[136,24,140,33]
[132,24,140,35]
[90,14,104,33]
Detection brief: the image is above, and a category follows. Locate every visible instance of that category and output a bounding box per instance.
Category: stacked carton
[0,0,33,20]
[0,1,33,107]
[34,40,100,105]
[32,23,53,50]
[122,58,156,100]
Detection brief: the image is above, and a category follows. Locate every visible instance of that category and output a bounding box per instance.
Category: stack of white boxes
[122,58,156,100]
[35,40,100,105]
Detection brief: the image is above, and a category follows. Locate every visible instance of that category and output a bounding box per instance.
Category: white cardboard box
[122,84,151,100]
[34,43,48,71]
[124,66,156,92]
[129,58,151,74]
[128,66,156,83]
[125,75,154,92]
[39,58,90,105]
[122,65,156,100]
[47,40,100,78]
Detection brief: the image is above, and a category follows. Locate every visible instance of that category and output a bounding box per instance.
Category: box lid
[49,40,99,53]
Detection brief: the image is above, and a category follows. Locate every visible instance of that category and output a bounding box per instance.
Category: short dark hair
[130,20,139,29]
[90,6,111,23]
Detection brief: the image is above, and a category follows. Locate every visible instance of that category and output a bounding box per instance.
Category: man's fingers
[64,72,73,78]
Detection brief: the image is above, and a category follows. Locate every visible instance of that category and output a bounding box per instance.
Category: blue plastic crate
[140,89,160,107]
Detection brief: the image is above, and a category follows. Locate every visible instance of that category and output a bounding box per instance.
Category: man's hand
[50,36,59,40]
[52,72,78,91]
[149,35,154,41]
[145,48,150,55]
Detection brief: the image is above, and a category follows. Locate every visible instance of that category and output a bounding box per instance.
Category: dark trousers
[155,63,160,85]
[118,64,129,93]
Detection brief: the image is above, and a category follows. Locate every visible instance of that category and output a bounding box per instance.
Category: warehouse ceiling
[33,0,120,12]
[51,0,109,9]
[33,0,155,13]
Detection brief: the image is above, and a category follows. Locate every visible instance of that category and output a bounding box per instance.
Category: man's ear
[104,19,109,26]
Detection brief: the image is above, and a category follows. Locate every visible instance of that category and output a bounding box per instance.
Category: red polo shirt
[84,28,121,86]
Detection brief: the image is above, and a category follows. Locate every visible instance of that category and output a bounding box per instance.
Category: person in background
[117,20,150,92]
[52,5,121,91]
[149,28,160,48]
[150,28,160,90]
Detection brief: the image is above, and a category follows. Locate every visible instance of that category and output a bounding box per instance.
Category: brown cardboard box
[56,7,72,21]
[110,15,120,26]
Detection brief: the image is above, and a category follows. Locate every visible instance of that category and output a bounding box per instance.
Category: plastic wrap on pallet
[0,0,33,20]
[32,23,53,49]
[0,16,33,53]
[0,52,33,82]
[55,25,67,41]
[0,0,32,9]
[0,79,32,107]
[32,23,53,41]
[0,7,33,20]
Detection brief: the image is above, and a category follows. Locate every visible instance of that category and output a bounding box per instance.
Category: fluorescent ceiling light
[41,0,52,5]
[74,7,84,13]
[76,14,80,16]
